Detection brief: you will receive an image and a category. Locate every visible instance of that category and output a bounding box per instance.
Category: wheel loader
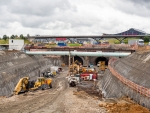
[13,77,52,95]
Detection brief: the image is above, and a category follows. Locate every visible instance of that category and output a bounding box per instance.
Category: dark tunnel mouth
[72,56,83,65]
[95,57,108,65]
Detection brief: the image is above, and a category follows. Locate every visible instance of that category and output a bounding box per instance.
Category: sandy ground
[0,68,149,113]
[99,97,150,113]
[0,69,106,113]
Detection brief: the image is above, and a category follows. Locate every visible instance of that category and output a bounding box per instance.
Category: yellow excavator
[13,77,52,95]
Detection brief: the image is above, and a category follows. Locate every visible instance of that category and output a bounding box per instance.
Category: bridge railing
[109,58,150,97]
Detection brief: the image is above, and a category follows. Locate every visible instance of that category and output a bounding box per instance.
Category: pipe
[25,51,131,57]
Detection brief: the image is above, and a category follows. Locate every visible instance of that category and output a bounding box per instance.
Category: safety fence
[109,58,150,97]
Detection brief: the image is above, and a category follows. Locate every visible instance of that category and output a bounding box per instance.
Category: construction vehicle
[80,72,97,81]
[67,75,80,87]
[43,71,54,78]
[128,39,144,46]
[14,77,52,95]
[50,66,62,75]
[99,61,105,71]
[70,63,80,74]
[97,61,106,72]
[74,60,82,66]
[82,67,96,73]
[69,60,83,74]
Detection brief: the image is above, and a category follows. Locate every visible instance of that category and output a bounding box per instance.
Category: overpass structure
[27,35,150,43]
[26,28,150,43]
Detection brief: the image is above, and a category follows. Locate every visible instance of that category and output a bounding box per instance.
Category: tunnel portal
[73,56,83,65]
[95,57,108,66]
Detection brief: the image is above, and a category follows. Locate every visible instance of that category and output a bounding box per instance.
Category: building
[104,28,149,36]
[76,38,97,44]
[9,39,24,50]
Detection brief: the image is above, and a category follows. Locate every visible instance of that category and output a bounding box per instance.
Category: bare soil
[0,70,106,113]
[99,97,150,113]
[0,69,149,113]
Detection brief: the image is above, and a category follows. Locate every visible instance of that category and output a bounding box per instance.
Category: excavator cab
[34,77,52,90]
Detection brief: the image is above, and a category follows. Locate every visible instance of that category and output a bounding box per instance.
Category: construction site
[0,43,150,113]
[1,0,150,111]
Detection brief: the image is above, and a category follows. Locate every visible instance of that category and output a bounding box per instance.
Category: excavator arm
[13,77,29,95]
[13,77,52,95]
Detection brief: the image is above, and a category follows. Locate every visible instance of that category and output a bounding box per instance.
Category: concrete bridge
[25,51,131,66]
[24,44,135,66]
[38,47,135,53]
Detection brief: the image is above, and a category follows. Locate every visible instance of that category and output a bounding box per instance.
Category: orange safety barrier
[109,58,150,98]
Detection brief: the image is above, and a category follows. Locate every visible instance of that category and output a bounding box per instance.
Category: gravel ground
[0,67,149,113]
[0,69,106,113]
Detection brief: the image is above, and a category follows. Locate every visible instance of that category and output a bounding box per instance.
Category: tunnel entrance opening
[95,57,108,66]
[71,56,83,65]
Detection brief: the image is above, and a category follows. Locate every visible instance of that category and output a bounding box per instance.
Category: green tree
[144,36,150,43]
[20,34,25,39]
[124,39,128,44]
[15,35,18,39]
[10,35,15,39]
[114,40,120,44]
[3,35,8,41]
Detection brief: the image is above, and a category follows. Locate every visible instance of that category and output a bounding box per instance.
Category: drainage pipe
[25,51,131,57]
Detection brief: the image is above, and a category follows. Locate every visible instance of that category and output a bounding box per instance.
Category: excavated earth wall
[99,51,150,109]
[0,51,61,96]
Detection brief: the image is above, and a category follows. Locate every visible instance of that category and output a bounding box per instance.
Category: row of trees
[0,34,25,41]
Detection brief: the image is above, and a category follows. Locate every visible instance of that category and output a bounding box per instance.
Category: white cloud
[111,0,150,17]
[0,0,150,37]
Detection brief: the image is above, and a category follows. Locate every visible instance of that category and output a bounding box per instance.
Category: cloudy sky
[0,0,150,37]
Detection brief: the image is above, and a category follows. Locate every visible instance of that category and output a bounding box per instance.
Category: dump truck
[13,77,52,95]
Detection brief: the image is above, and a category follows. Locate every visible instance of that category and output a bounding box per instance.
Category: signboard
[56,38,67,41]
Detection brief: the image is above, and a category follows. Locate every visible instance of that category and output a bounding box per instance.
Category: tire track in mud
[0,71,68,113]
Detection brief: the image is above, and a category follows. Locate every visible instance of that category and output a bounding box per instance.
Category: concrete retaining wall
[0,51,61,96]
[99,51,150,109]
[101,69,150,108]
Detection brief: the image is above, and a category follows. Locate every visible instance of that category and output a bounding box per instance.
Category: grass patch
[0,39,32,44]
[0,39,9,44]
[67,43,82,47]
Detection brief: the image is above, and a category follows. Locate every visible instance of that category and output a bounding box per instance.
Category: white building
[9,39,24,50]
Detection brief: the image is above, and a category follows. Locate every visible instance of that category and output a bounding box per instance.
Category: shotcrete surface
[98,50,150,110]
[114,51,150,88]
[0,51,61,96]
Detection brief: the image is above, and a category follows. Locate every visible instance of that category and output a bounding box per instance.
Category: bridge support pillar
[84,56,89,67]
